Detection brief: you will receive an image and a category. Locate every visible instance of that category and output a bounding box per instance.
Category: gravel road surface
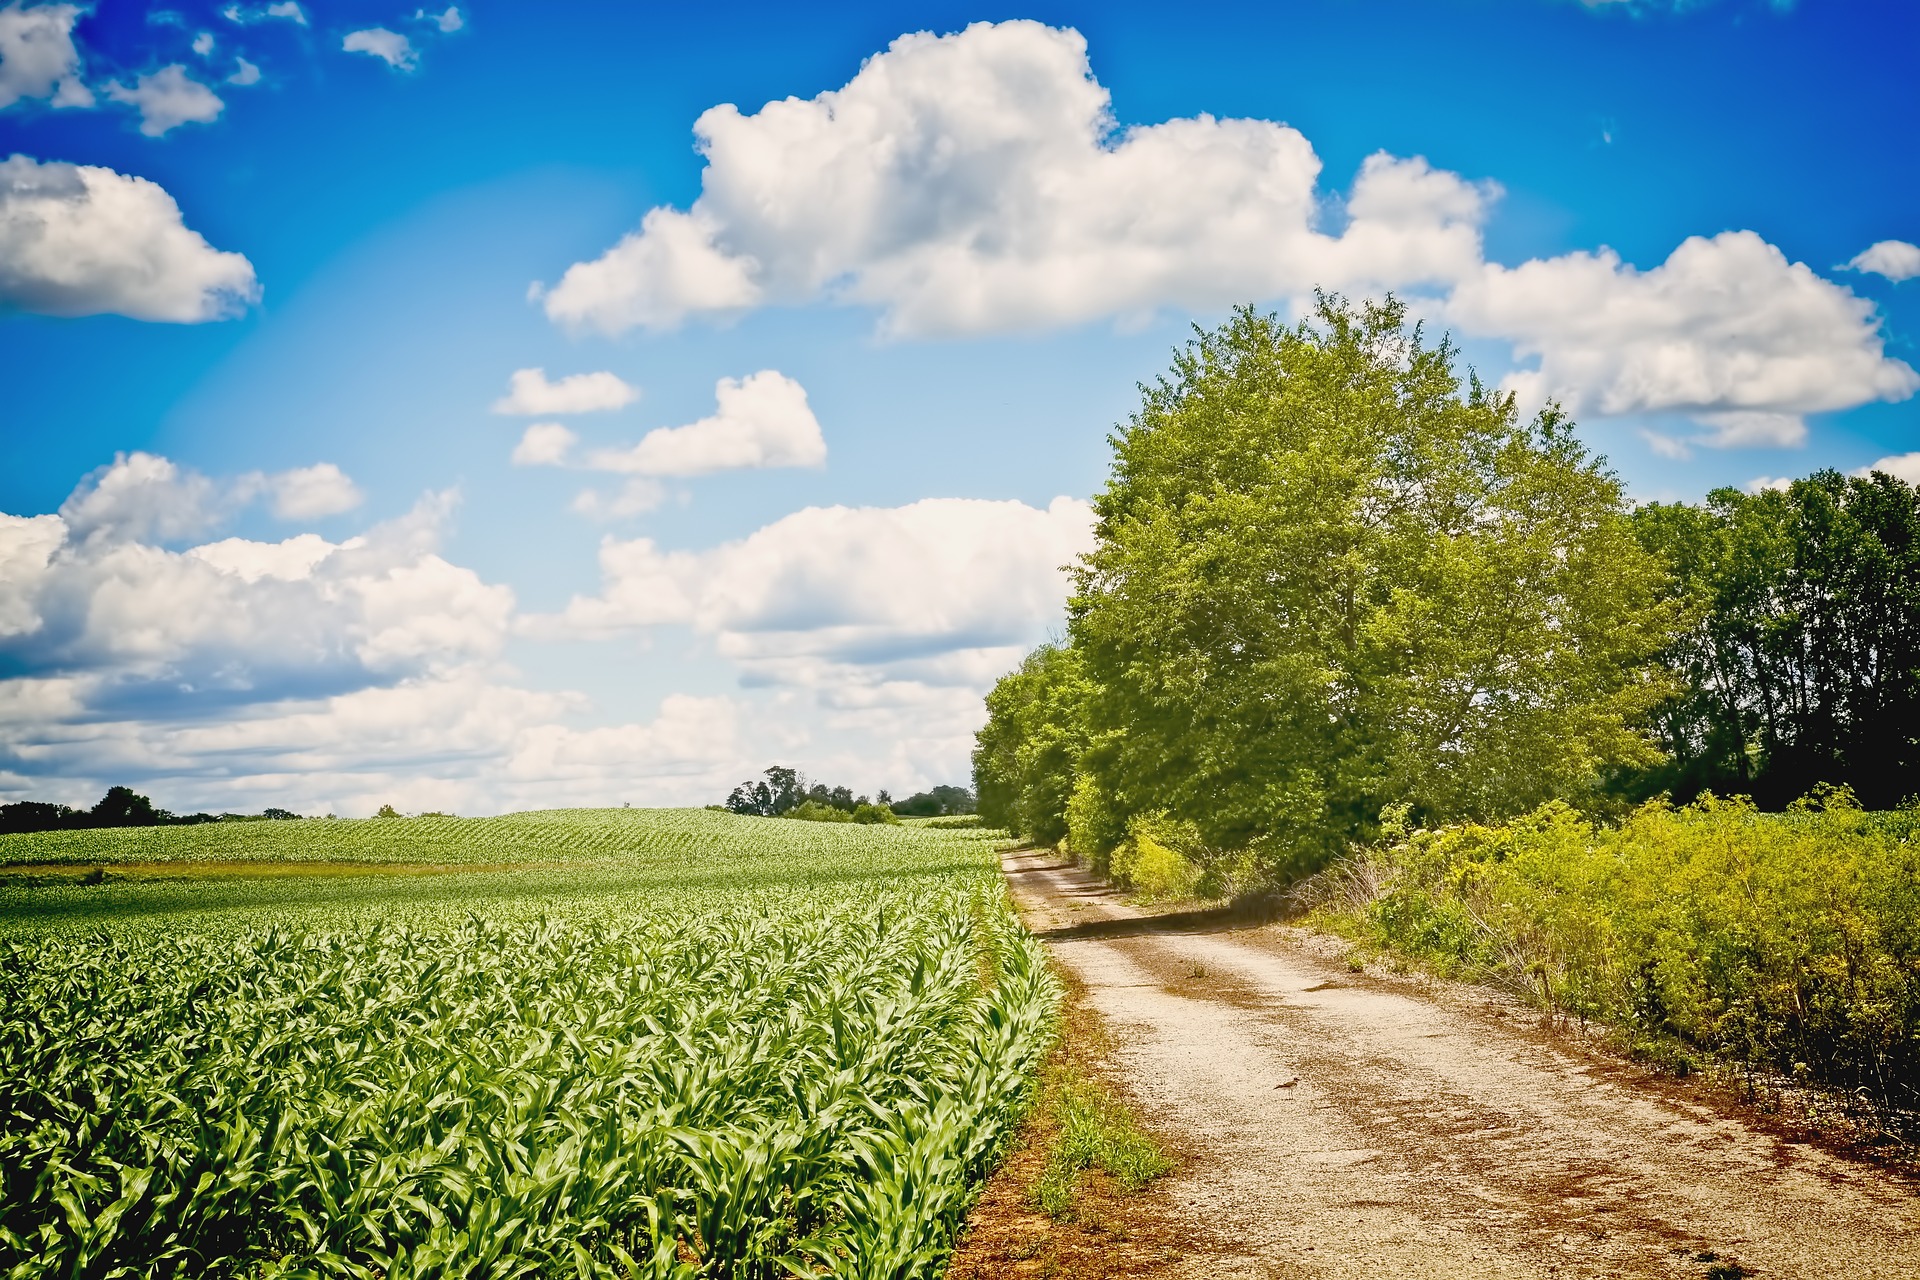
[1003,845,1920,1279]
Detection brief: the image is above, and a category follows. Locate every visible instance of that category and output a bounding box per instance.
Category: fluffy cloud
[3,457,1075,812]
[1845,240,1920,283]
[0,154,259,320]
[1856,452,1920,485]
[541,21,1494,338]
[545,494,1093,668]
[512,423,578,467]
[105,64,224,136]
[530,494,1094,791]
[418,6,463,34]
[59,451,226,543]
[492,367,638,415]
[58,453,364,538]
[11,486,509,687]
[542,19,1914,444]
[343,28,417,71]
[227,57,258,86]
[1446,231,1918,446]
[222,3,304,25]
[583,371,824,478]
[0,454,758,815]
[0,513,63,637]
[0,1,92,109]
[259,462,364,520]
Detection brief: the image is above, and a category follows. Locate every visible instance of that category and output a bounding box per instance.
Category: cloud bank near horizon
[0,453,1088,815]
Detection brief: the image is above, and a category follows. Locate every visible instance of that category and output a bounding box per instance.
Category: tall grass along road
[0,810,1057,1280]
[1002,845,1920,1279]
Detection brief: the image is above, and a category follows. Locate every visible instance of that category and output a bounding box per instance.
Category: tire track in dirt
[1003,846,1920,1279]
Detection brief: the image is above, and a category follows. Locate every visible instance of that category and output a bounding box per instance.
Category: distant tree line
[1628,471,1920,809]
[0,786,301,835]
[973,296,1920,888]
[722,767,975,824]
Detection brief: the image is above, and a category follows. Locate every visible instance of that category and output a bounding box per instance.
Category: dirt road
[1002,846,1920,1279]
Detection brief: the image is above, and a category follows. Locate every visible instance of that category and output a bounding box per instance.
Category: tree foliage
[978,296,1674,876]
[0,787,291,835]
[889,785,977,818]
[1629,470,1920,808]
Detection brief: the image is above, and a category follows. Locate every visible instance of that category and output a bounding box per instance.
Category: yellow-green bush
[1315,791,1920,1115]
[1107,814,1204,901]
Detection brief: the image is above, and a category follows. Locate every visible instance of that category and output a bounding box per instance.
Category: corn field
[0,811,1056,1279]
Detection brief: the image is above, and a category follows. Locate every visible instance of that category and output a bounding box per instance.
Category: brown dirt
[992,845,1920,1279]
[947,967,1194,1279]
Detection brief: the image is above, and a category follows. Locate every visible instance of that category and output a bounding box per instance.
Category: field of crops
[0,810,1055,1279]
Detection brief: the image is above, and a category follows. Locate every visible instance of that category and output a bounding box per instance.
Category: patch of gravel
[1004,846,1920,1279]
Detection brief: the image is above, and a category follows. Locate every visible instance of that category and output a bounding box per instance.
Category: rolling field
[0,810,1057,1280]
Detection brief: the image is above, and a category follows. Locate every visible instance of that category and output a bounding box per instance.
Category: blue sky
[1,0,1915,815]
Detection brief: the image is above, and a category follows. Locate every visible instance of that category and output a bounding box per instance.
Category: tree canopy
[1629,470,1920,808]
[979,296,1674,876]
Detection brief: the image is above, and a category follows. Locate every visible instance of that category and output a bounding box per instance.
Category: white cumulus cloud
[1446,230,1918,446]
[584,371,825,478]
[0,155,259,320]
[12,486,511,688]
[532,494,1096,788]
[512,423,577,467]
[1845,240,1920,283]
[58,452,364,542]
[260,462,365,520]
[227,56,259,86]
[105,64,224,136]
[59,451,226,544]
[417,6,462,33]
[0,454,756,816]
[541,20,1494,338]
[492,366,638,415]
[0,2,92,110]
[540,19,1915,445]
[222,2,304,25]
[1855,452,1920,485]
[545,495,1094,667]
[343,27,417,71]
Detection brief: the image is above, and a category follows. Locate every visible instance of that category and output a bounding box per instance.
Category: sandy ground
[1002,846,1920,1279]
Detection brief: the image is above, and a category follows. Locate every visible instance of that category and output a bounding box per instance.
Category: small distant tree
[374,804,402,819]
[91,786,163,828]
[725,766,808,816]
[889,785,979,818]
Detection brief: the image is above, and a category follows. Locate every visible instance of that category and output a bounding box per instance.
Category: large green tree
[1031,296,1671,872]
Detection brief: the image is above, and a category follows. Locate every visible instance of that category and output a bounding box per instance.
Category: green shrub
[1110,814,1204,901]
[1315,790,1920,1116]
[787,800,854,823]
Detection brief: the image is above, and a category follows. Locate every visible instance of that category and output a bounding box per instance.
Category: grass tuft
[1032,1071,1172,1220]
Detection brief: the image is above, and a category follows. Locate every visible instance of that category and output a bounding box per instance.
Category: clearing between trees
[999,844,1920,1279]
